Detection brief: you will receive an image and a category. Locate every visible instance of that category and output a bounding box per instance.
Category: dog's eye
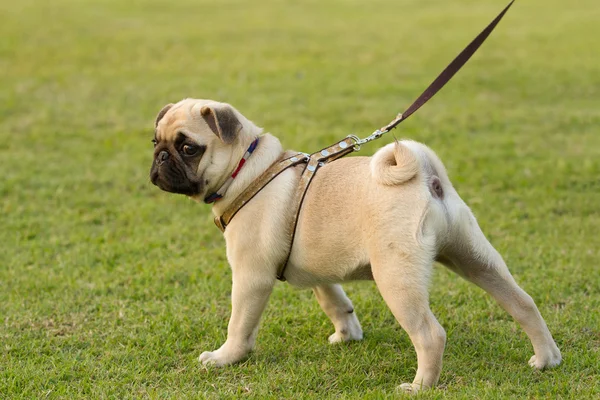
[182,144,198,156]
[151,139,157,147]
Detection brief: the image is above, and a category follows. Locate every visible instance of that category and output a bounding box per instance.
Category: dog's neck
[208,133,284,217]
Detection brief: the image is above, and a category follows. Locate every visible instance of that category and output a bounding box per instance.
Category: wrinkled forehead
[155,100,212,141]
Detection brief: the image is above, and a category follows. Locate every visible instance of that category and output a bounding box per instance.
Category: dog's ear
[155,103,174,127]
[199,104,242,144]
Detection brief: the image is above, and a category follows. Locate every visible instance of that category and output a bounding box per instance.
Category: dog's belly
[344,263,374,281]
[285,224,372,285]
[285,259,373,287]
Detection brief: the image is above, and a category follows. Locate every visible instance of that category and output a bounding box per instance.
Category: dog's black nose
[156,150,169,165]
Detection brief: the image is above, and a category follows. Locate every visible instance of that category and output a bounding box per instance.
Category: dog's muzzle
[150,153,202,196]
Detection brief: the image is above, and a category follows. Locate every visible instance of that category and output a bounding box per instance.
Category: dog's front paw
[528,350,562,370]
[397,383,420,394]
[199,349,242,367]
[528,343,562,370]
[199,350,225,367]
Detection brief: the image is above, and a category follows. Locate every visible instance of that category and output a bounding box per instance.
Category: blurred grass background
[1,0,598,398]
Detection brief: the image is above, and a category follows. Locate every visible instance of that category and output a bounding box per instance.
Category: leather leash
[214,0,515,281]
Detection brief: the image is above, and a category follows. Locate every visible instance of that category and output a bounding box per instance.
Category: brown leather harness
[213,1,515,281]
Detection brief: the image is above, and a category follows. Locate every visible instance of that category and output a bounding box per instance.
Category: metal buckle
[348,112,402,151]
[346,134,362,151]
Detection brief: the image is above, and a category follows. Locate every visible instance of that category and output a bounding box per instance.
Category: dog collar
[204,137,260,204]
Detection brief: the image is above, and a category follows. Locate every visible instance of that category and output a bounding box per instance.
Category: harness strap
[214,136,356,233]
[275,137,356,280]
[214,151,309,232]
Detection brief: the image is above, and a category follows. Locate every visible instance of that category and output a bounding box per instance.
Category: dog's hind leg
[313,284,363,343]
[439,209,562,370]
[371,251,446,393]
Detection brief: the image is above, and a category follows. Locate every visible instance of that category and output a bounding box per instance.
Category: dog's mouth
[150,168,160,186]
[150,161,203,196]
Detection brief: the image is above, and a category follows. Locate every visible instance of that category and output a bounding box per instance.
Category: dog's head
[149,99,249,201]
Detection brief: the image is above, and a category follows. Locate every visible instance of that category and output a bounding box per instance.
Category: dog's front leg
[199,270,275,367]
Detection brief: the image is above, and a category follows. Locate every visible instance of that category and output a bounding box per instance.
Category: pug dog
[150,98,561,392]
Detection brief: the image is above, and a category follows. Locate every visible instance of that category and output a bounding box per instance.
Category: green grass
[1,0,599,398]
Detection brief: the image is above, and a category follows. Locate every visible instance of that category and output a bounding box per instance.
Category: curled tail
[370,140,419,186]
